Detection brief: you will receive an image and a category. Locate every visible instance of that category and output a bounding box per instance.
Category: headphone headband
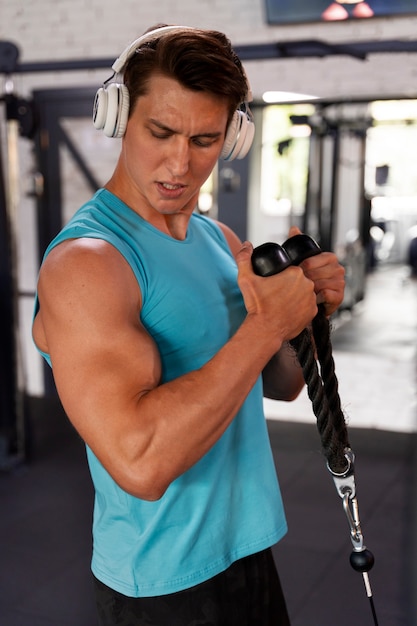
[93,25,255,159]
[112,26,195,74]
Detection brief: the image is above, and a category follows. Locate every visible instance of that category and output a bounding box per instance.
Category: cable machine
[301,103,372,310]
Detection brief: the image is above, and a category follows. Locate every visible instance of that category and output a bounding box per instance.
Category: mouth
[160,182,184,190]
[156,181,187,198]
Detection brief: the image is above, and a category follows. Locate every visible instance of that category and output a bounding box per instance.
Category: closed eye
[151,130,172,140]
[192,136,220,148]
[148,119,222,147]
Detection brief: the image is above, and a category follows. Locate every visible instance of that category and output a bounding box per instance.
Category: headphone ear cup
[93,83,130,138]
[103,83,130,138]
[221,109,255,161]
[92,87,108,131]
[236,113,255,160]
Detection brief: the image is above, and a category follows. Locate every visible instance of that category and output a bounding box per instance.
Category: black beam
[1,39,417,75]
[17,58,115,74]
[0,41,19,73]
[235,40,367,60]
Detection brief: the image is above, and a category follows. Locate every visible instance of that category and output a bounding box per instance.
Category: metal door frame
[32,87,100,259]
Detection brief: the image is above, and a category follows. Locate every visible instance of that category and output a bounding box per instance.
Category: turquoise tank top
[35,188,287,597]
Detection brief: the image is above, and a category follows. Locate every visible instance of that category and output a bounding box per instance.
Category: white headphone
[92,26,255,161]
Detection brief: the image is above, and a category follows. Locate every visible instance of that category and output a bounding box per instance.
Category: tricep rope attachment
[252,234,378,625]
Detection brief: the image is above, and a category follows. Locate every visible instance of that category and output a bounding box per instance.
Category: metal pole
[1,79,28,467]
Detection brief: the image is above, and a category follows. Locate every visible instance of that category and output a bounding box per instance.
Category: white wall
[2,0,417,101]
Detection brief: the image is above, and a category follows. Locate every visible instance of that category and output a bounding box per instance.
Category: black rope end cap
[350,548,375,573]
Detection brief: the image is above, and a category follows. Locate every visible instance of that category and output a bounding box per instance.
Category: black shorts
[93,548,290,625]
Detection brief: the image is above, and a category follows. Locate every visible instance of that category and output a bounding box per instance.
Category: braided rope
[250,238,351,474]
[290,314,350,474]
[312,306,350,454]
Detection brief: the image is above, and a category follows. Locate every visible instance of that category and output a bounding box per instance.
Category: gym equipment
[252,234,378,625]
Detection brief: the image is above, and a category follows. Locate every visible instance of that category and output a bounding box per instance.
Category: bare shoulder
[214,220,242,258]
[34,237,142,354]
[40,237,132,280]
[38,237,141,310]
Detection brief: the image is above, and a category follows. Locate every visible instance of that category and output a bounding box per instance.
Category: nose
[165,136,190,177]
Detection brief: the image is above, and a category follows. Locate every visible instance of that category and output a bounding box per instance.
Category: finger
[235,241,254,264]
[288,225,302,239]
[235,241,255,279]
[300,252,341,275]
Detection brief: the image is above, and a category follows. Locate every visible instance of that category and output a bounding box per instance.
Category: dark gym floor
[1,264,416,626]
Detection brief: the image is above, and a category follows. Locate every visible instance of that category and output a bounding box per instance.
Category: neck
[105,178,196,241]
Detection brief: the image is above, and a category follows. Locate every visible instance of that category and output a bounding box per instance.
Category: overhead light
[262,91,319,103]
[290,124,311,137]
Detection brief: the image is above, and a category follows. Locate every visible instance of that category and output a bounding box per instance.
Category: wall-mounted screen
[265,0,417,24]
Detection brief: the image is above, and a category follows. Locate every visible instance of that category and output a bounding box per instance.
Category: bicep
[37,240,162,467]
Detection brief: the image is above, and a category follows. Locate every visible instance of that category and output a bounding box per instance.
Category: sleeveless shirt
[34,188,287,597]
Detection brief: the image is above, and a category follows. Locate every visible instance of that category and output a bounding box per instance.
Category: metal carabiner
[327,448,378,624]
[327,448,364,550]
[342,492,364,551]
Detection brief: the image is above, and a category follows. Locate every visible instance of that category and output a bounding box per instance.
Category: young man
[33,25,345,625]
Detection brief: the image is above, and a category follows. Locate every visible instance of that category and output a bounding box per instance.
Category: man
[32,25,345,625]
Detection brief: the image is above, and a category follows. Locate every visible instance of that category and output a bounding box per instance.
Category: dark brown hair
[123,25,249,124]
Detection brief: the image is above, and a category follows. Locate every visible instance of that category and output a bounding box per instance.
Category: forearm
[113,313,284,499]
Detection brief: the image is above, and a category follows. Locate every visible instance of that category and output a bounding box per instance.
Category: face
[114,74,229,231]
